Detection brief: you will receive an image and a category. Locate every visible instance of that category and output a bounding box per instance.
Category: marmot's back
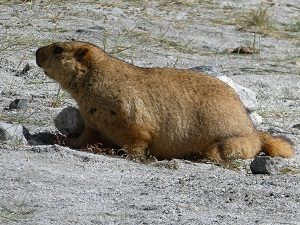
[127,67,255,159]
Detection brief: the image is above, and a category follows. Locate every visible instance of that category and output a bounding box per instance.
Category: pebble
[15,63,31,76]
[250,156,278,175]
[8,98,28,110]
[292,123,300,129]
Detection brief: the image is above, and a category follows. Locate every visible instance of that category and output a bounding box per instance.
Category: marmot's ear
[75,47,89,62]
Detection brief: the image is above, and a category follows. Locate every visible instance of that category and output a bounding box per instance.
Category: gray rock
[292,123,300,129]
[54,106,84,136]
[0,121,27,145]
[250,156,278,175]
[8,98,28,110]
[15,63,31,76]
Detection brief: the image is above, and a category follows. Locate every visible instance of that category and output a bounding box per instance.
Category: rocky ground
[0,0,299,224]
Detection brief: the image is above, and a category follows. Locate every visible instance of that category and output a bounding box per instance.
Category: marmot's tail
[259,131,294,158]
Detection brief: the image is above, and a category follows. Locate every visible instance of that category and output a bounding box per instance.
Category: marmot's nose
[36,48,44,67]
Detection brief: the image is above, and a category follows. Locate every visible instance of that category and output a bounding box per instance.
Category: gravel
[0,0,299,224]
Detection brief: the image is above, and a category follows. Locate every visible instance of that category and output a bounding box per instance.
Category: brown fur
[36,41,295,161]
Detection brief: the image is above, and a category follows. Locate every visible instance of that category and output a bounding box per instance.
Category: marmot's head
[36,41,98,89]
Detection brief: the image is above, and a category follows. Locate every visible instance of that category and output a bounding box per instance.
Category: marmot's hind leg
[119,125,154,160]
[203,135,261,162]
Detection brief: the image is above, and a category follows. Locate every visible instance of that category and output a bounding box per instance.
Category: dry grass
[279,167,300,175]
[233,6,277,38]
[210,4,299,43]
[0,112,49,127]
[286,21,300,32]
[151,160,179,169]
[159,0,194,7]
[216,160,246,171]
[50,87,69,108]
[0,202,35,222]
[245,7,271,28]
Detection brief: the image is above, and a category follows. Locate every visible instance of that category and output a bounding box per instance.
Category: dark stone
[76,29,88,33]
[54,106,84,136]
[76,26,104,34]
[250,156,278,175]
[15,63,31,76]
[292,123,300,129]
[8,98,28,110]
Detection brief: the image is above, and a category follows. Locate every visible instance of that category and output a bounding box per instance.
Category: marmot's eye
[53,46,64,55]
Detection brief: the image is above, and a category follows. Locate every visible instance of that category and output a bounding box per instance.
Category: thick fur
[36,41,295,161]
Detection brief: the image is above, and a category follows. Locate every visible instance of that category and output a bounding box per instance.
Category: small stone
[76,26,104,34]
[0,121,27,145]
[54,106,84,136]
[8,99,28,110]
[76,29,89,33]
[15,63,31,76]
[292,123,300,129]
[227,46,259,54]
[250,156,278,175]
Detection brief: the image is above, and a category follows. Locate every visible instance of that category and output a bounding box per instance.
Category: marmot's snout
[36,47,45,67]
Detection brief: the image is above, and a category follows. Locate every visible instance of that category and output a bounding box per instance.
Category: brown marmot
[36,41,294,162]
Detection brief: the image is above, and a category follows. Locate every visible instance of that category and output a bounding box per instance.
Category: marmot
[36,41,294,161]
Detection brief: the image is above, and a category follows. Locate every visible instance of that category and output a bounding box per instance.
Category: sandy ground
[0,0,299,224]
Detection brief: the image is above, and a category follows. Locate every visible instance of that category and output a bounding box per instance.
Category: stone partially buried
[0,121,27,145]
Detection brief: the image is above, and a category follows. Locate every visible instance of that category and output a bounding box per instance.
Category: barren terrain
[0,0,299,224]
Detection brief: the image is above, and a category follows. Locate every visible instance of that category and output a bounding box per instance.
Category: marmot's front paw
[54,133,67,146]
[63,137,81,149]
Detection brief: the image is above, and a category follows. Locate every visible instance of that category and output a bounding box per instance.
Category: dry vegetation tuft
[246,7,271,28]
